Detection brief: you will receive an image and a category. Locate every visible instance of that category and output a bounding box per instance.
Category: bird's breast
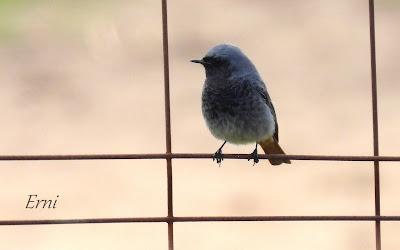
[201,81,275,144]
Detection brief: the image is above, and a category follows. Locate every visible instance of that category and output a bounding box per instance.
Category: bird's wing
[255,83,279,142]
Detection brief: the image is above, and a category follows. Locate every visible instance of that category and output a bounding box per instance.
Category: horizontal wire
[0,153,399,162]
[174,216,400,222]
[1,216,400,226]
[0,217,167,225]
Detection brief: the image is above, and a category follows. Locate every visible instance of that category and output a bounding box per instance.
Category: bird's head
[191,44,260,79]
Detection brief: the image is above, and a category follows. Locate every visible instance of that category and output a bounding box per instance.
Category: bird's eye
[203,56,223,65]
[203,57,211,63]
[213,57,221,63]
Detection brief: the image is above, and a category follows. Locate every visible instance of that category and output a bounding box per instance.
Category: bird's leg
[213,141,227,166]
[248,143,259,166]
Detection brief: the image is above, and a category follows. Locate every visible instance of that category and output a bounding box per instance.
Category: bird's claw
[248,148,259,166]
[213,149,224,167]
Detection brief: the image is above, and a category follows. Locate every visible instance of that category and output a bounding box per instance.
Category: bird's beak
[191,59,205,65]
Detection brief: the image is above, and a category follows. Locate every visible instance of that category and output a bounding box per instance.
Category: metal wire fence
[0,0,396,250]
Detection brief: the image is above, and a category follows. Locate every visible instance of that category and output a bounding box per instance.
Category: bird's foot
[213,149,224,167]
[248,148,259,166]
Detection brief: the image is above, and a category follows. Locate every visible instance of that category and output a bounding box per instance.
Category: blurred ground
[0,0,399,249]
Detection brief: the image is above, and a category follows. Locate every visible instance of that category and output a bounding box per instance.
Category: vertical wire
[161,0,174,249]
[368,0,381,249]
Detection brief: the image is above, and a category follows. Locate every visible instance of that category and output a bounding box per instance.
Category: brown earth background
[0,0,399,249]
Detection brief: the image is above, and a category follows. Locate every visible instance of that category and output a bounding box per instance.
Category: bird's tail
[258,138,291,165]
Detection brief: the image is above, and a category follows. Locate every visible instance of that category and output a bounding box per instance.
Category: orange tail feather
[258,138,291,165]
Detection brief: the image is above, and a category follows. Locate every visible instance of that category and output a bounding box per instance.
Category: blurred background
[0,0,399,249]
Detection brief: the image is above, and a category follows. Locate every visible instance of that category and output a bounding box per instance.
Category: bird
[191,44,291,166]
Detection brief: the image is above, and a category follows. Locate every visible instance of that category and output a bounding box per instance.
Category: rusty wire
[161,0,174,249]
[0,0,392,250]
[0,153,399,162]
[1,216,400,226]
[368,0,381,249]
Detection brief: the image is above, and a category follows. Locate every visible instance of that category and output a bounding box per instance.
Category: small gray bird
[191,44,291,166]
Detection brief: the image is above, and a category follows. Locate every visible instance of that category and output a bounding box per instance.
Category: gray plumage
[192,44,290,165]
